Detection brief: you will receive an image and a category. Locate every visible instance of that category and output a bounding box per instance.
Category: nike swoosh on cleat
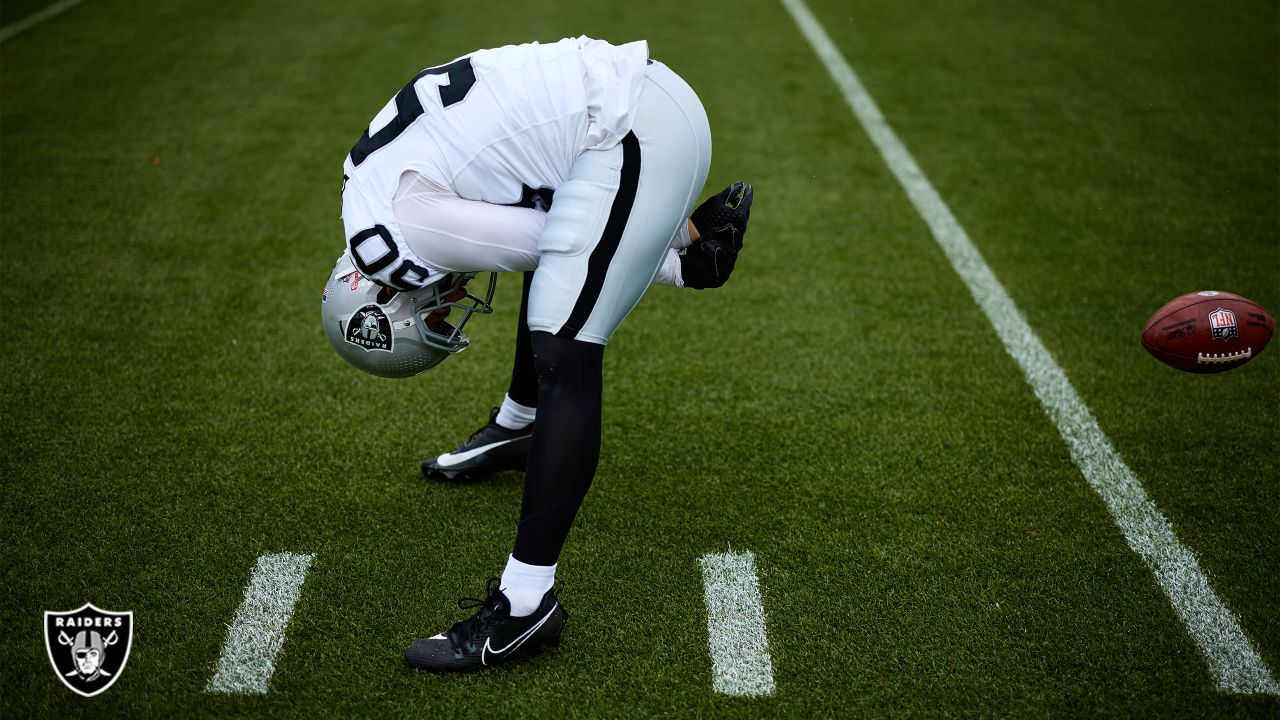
[433,434,532,469]
[480,608,555,666]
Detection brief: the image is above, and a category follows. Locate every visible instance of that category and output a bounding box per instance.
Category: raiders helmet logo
[44,603,134,697]
[344,305,394,352]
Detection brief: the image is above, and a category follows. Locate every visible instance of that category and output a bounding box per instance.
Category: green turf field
[2,0,1277,716]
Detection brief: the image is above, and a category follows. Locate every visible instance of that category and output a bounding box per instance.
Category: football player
[322,36,752,672]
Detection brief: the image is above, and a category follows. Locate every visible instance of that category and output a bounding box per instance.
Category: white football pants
[393,60,711,345]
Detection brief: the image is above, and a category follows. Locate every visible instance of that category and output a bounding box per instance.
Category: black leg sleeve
[511,331,604,566]
[505,271,539,408]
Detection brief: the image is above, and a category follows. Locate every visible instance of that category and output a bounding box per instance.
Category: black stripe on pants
[555,131,641,340]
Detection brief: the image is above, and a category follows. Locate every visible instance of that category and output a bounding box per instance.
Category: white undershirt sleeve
[393,172,545,273]
[651,248,685,288]
[650,221,691,287]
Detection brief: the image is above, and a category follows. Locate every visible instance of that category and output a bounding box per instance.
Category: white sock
[495,394,537,430]
[500,555,556,617]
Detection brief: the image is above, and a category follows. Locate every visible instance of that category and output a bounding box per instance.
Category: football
[1141,291,1274,373]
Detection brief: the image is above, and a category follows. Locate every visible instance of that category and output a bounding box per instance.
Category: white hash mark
[700,551,776,697]
[207,552,316,695]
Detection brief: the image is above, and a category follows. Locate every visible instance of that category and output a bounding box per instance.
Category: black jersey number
[349,224,435,291]
[348,57,477,167]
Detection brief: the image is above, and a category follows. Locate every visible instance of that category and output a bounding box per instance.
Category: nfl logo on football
[44,603,134,697]
[1208,307,1239,341]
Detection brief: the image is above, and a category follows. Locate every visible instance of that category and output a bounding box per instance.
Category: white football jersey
[341,36,649,290]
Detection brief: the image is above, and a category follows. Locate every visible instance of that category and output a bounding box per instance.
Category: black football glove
[680,227,741,289]
[690,180,752,241]
[681,181,753,290]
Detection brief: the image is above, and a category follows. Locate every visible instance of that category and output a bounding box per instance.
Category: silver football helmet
[321,252,496,378]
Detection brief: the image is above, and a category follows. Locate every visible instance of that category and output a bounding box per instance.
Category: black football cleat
[404,579,567,672]
[421,408,533,481]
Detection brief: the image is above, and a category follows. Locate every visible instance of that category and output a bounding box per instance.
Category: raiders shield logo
[44,603,133,697]
[344,304,393,352]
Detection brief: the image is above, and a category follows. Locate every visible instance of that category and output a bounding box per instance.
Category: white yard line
[0,0,86,43]
[207,552,316,695]
[699,551,776,697]
[778,0,1278,695]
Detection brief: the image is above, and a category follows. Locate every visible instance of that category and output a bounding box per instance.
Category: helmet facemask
[405,272,497,355]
